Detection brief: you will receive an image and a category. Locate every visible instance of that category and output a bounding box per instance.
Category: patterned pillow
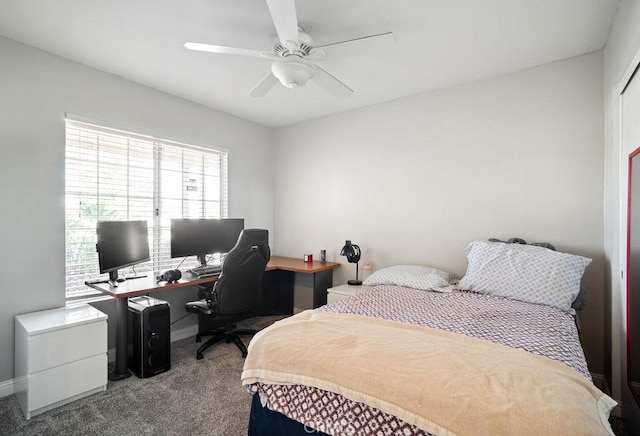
[457,240,591,311]
[363,264,457,292]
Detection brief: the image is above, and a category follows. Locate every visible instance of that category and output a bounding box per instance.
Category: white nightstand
[14,304,108,419]
[326,284,372,304]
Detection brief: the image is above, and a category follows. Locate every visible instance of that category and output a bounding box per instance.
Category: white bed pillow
[363,264,457,292]
[457,240,591,311]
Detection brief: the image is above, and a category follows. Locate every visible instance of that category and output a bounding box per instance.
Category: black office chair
[185,229,270,360]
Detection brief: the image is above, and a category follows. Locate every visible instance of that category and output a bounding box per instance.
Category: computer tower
[128,296,171,378]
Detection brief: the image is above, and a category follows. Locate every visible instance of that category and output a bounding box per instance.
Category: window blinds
[65,119,228,299]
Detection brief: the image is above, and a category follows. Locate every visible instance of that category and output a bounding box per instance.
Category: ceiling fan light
[271,56,315,89]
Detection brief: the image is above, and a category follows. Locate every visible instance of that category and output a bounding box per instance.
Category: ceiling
[0,0,620,128]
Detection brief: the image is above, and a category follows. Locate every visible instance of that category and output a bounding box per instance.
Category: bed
[241,240,617,435]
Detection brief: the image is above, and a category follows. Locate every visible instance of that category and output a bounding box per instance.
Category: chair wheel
[195,335,201,343]
[196,352,204,360]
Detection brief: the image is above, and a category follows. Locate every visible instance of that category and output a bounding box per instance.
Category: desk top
[267,256,340,273]
[85,271,215,299]
[86,255,340,299]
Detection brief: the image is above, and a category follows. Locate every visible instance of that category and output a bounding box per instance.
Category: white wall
[0,36,274,383]
[603,0,640,428]
[273,52,606,375]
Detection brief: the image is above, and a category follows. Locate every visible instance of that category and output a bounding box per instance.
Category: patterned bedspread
[248,285,590,435]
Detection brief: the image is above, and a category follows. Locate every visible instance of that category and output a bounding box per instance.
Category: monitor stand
[108,271,119,287]
[197,254,208,267]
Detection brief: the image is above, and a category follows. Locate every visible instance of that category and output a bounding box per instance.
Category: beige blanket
[241,310,616,436]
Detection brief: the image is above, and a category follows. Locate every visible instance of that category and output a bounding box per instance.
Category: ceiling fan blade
[184,42,266,58]
[265,0,299,48]
[316,32,396,50]
[313,67,353,99]
[249,73,280,97]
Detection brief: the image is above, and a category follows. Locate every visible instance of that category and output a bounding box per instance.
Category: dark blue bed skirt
[248,393,330,435]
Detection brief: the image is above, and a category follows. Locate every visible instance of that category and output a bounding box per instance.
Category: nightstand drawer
[29,353,107,410]
[327,293,348,304]
[28,320,107,373]
[327,284,372,304]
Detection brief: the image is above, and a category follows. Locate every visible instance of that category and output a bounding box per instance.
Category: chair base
[195,324,258,360]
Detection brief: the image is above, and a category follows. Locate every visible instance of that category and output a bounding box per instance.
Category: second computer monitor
[170,218,244,265]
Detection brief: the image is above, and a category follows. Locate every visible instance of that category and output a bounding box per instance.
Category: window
[65,119,228,299]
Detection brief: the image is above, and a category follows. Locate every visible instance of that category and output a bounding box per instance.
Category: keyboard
[189,264,222,277]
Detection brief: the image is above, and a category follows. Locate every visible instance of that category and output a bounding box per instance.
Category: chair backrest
[212,229,270,314]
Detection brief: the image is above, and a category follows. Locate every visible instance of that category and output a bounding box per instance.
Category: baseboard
[0,378,14,399]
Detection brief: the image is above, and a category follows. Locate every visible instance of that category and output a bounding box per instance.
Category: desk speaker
[128,296,171,378]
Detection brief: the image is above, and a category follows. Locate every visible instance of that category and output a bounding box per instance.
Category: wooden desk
[86,256,339,381]
[266,256,340,309]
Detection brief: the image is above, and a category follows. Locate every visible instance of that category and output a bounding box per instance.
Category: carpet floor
[0,316,285,436]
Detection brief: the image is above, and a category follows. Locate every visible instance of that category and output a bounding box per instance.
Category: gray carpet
[0,316,285,436]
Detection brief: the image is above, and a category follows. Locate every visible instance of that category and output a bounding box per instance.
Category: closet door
[623,67,640,406]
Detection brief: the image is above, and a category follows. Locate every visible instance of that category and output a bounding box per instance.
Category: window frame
[64,118,229,300]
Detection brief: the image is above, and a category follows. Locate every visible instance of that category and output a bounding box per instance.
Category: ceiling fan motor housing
[273,29,314,58]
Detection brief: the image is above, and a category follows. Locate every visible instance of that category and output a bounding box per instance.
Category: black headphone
[160,269,182,283]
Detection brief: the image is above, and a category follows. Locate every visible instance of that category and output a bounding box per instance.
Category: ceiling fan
[184,0,395,98]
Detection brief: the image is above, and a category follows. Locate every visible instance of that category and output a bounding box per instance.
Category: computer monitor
[170,218,244,265]
[96,220,150,285]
